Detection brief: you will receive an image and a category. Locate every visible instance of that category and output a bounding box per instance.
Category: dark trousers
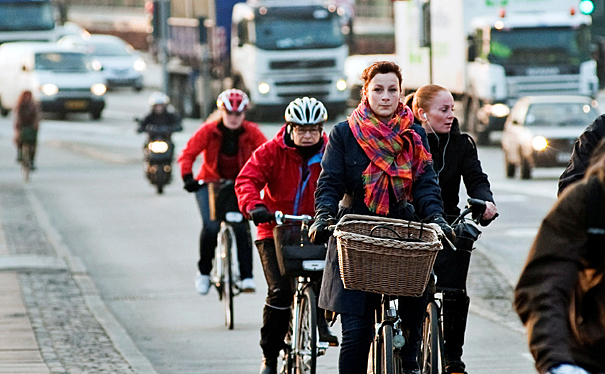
[339,290,429,374]
[256,239,294,359]
[442,290,470,362]
[194,185,253,279]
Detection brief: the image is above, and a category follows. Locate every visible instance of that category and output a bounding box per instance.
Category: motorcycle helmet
[284,97,328,125]
[148,91,170,106]
[217,89,249,113]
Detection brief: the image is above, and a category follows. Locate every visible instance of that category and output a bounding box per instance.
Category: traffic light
[580,0,595,14]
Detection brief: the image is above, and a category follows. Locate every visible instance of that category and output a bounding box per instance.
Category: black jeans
[338,290,429,374]
[194,185,253,279]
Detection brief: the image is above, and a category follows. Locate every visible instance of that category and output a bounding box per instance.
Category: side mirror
[21,65,29,72]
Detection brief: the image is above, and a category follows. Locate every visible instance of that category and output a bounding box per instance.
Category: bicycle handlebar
[274,211,312,225]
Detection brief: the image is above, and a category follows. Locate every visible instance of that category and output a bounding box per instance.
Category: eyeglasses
[293,126,322,135]
[224,110,244,116]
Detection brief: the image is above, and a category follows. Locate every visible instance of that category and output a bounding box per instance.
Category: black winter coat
[316,120,445,315]
[558,114,605,196]
[424,118,494,222]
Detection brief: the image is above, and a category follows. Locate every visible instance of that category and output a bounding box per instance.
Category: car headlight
[532,136,548,151]
[148,141,169,153]
[490,103,510,118]
[40,83,59,96]
[257,82,270,94]
[91,83,107,96]
[336,79,347,91]
[91,59,103,71]
[133,58,147,72]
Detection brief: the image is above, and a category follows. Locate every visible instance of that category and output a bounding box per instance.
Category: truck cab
[0,0,57,44]
[231,0,349,119]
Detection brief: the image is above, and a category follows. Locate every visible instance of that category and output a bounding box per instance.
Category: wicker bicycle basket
[333,214,442,297]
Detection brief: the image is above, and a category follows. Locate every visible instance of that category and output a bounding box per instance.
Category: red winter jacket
[236,124,328,240]
[178,119,267,181]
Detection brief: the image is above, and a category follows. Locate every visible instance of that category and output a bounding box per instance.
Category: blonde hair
[410,84,449,121]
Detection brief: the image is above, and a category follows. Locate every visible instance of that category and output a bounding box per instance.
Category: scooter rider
[137,92,183,135]
[235,97,338,374]
[178,89,267,295]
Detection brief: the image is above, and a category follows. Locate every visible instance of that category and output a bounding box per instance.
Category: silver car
[501,95,600,179]
[58,34,146,91]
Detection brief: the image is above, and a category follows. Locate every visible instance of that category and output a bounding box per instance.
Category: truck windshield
[35,53,91,73]
[488,26,591,66]
[0,1,54,31]
[255,8,344,50]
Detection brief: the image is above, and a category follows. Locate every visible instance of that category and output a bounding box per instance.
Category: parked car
[58,34,146,91]
[0,42,106,119]
[501,95,600,179]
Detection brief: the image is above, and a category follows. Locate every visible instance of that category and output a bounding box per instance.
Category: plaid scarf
[348,101,432,215]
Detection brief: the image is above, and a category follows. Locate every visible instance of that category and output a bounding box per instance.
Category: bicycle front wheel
[380,324,394,374]
[295,285,317,374]
[419,301,441,374]
[221,227,235,330]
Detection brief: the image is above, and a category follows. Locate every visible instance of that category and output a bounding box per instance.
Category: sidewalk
[0,181,157,374]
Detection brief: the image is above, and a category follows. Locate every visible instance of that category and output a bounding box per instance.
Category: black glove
[183,174,200,193]
[309,210,336,244]
[248,206,274,226]
[430,215,455,243]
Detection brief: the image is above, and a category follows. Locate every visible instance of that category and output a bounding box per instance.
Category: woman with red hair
[13,90,41,169]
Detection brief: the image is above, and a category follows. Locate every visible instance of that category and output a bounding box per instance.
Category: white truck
[231,0,349,120]
[394,0,599,144]
[0,0,56,44]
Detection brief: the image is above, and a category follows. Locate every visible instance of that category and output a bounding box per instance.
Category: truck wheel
[520,156,532,180]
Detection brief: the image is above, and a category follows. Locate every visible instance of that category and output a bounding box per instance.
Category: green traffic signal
[579,0,595,14]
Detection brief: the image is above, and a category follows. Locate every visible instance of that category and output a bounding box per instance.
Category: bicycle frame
[274,211,329,374]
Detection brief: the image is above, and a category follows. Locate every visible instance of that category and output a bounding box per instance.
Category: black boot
[317,314,339,346]
[259,357,277,374]
[443,291,470,374]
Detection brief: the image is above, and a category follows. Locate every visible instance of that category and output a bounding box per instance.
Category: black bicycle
[273,211,331,374]
[418,198,492,374]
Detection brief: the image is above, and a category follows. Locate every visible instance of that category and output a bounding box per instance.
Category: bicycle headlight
[148,140,169,153]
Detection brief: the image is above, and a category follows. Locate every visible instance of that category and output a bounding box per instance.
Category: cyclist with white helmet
[178,89,267,295]
[235,97,338,374]
[137,91,182,134]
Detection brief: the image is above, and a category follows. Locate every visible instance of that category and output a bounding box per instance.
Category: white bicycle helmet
[148,91,170,106]
[217,89,250,112]
[284,97,328,125]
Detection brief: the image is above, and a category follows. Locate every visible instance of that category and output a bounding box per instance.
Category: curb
[25,187,159,374]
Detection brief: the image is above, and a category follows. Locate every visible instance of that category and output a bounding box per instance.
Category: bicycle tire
[381,324,394,374]
[221,228,234,330]
[296,285,317,374]
[21,143,31,182]
[419,301,440,374]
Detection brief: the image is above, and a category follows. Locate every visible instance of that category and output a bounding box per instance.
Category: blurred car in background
[55,22,90,40]
[0,42,106,120]
[58,34,146,91]
[501,95,600,179]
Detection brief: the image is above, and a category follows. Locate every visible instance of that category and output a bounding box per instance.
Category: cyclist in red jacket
[178,89,267,296]
[236,97,338,374]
